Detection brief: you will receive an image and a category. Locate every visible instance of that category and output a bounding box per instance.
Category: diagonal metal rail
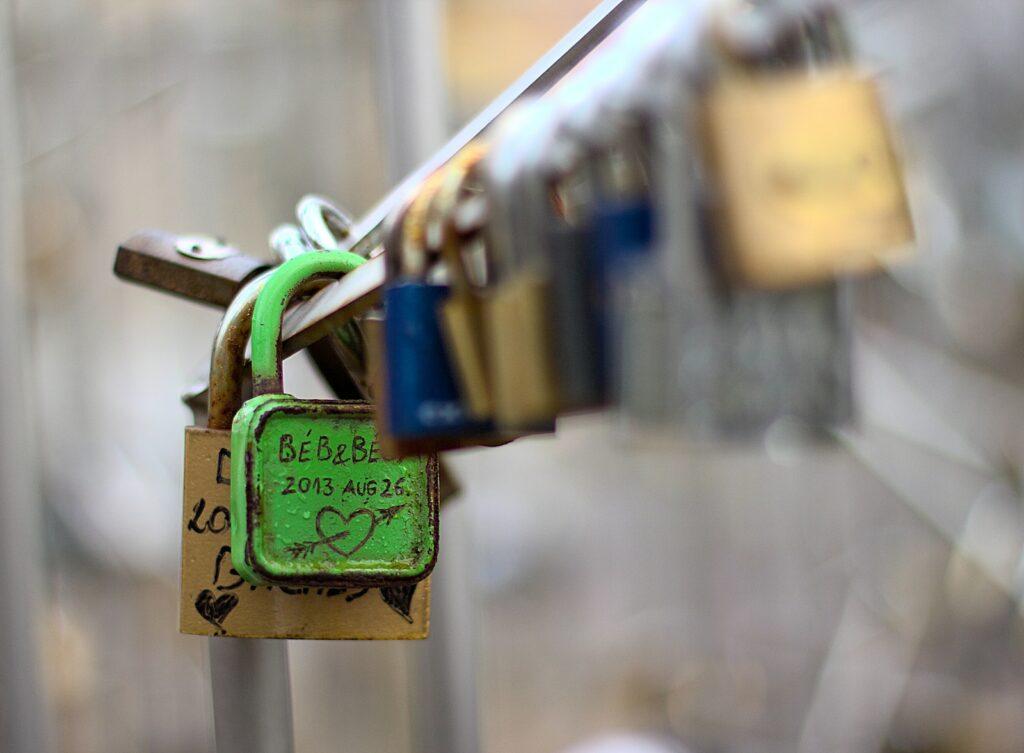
[274,0,647,359]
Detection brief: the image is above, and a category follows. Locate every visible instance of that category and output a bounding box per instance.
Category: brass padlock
[699,59,913,288]
[484,271,558,428]
[180,271,430,639]
[429,143,494,420]
[480,102,561,430]
[625,2,862,436]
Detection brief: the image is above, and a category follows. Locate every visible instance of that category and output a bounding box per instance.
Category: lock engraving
[239,400,437,585]
[181,427,431,639]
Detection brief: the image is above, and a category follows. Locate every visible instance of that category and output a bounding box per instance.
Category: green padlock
[230,251,439,588]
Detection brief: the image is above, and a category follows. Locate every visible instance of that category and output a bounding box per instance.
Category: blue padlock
[381,178,492,446]
[592,196,655,284]
[548,214,608,410]
[592,194,657,383]
[383,280,478,438]
[544,129,657,411]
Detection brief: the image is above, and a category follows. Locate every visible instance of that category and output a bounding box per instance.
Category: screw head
[175,235,234,261]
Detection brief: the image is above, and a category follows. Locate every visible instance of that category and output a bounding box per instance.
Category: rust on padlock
[181,427,430,638]
[181,269,431,639]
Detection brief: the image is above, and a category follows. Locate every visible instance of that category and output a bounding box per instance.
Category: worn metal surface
[191,258,433,639]
[208,273,334,431]
[114,229,269,307]
[232,252,440,587]
[207,270,273,431]
[232,398,439,587]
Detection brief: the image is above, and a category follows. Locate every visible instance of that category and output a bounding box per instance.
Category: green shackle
[250,250,366,396]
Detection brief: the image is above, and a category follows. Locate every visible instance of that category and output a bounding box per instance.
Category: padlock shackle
[269,223,313,263]
[384,143,487,288]
[399,172,445,279]
[707,0,849,73]
[296,194,354,252]
[426,142,489,294]
[384,196,415,281]
[250,251,366,396]
[208,271,334,430]
[208,269,272,431]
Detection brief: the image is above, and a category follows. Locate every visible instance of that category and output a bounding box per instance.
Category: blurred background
[3,0,1024,752]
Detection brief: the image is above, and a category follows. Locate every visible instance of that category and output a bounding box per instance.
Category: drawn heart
[195,589,239,634]
[315,506,376,558]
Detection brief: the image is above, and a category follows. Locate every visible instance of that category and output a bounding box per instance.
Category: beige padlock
[698,68,914,289]
[427,143,495,420]
[483,268,560,429]
[180,272,429,639]
[480,109,562,431]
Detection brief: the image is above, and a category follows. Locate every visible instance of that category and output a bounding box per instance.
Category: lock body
[439,289,493,419]
[384,280,487,438]
[592,198,655,275]
[700,70,913,289]
[592,196,657,400]
[184,426,431,638]
[548,221,605,410]
[674,283,852,435]
[231,396,438,587]
[484,271,560,428]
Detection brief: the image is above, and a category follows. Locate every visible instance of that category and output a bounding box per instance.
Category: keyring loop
[296,194,354,251]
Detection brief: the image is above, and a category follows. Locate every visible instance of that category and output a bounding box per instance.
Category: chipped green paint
[230,253,438,587]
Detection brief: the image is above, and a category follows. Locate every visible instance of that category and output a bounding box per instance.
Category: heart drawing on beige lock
[314,506,376,558]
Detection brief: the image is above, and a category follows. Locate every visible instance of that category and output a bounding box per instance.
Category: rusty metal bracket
[115,230,270,308]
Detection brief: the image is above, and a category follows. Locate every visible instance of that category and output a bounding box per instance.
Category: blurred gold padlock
[483,269,559,429]
[699,69,914,289]
[480,107,562,431]
[429,144,495,420]
[439,251,492,419]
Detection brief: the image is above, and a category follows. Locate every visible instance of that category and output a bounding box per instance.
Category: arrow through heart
[315,507,375,557]
[285,506,376,560]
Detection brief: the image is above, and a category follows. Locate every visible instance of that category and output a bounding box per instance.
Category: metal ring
[269,224,313,263]
[296,195,354,251]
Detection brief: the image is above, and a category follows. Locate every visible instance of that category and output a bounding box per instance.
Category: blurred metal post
[188,395,294,753]
[371,2,481,752]
[373,0,451,187]
[209,639,294,753]
[0,2,55,752]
